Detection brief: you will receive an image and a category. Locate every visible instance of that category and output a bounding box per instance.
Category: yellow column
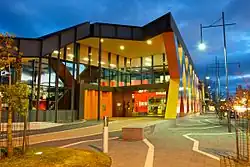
[165,79,180,119]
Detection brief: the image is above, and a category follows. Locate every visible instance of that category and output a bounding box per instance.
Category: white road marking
[204,119,220,124]
[169,125,221,130]
[143,139,154,167]
[176,123,208,127]
[183,134,220,161]
[183,132,234,161]
[60,137,119,148]
[190,132,234,136]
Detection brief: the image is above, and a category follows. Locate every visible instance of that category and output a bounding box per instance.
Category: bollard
[103,116,109,153]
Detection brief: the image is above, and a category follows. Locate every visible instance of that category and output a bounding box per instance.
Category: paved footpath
[29,114,235,167]
[28,117,159,144]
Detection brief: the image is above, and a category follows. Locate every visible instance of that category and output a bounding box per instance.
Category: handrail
[48,89,70,111]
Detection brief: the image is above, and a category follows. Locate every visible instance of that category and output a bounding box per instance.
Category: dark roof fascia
[39,21,90,39]
[142,12,172,40]
[92,22,141,29]
[15,37,41,41]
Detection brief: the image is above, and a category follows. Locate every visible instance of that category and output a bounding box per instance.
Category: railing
[48,89,70,111]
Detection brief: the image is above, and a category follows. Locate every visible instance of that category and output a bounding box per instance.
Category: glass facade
[2,40,170,122]
[17,43,170,91]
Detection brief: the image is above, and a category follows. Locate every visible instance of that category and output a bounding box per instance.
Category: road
[29,114,236,167]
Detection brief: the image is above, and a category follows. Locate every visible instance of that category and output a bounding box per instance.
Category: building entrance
[83,89,112,120]
[132,90,167,117]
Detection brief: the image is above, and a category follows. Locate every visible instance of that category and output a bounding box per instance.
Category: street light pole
[199,12,236,132]
[200,24,203,44]
[222,12,231,132]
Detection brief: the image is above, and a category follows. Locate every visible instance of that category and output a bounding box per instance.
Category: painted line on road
[30,130,121,145]
[176,123,208,127]
[143,139,154,167]
[190,132,234,136]
[169,126,221,130]
[183,133,220,161]
[204,119,221,125]
[60,137,119,148]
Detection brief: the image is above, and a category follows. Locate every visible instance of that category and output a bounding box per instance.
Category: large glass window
[142,56,152,84]
[101,51,109,68]
[101,68,109,86]
[79,44,89,64]
[153,54,164,83]
[125,58,131,86]
[119,56,125,86]
[131,58,141,85]
[91,48,98,67]
[110,54,117,87]
[66,44,74,62]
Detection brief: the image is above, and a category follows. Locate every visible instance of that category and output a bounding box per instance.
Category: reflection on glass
[66,44,74,61]
[142,66,152,84]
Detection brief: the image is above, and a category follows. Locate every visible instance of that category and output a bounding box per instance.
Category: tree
[0,33,24,157]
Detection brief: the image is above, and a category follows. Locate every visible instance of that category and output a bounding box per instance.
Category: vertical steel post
[140,57,143,84]
[108,52,111,87]
[71,29,77,122]
[163,53,166,83]
[151,55,154,84]
[130,58,132,85]
[55,35,61,123]
[88,47,91,83]
[97,29,102,121]
[36,56,42,121]
[222,12,231,132]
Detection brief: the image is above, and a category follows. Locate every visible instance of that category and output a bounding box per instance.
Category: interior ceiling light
[67,47,70,50]
[146,40,152,45]
[98,61,105,65]
[100,38,104,43]
[53,50,59,54]
[110,64,116,68]
[35,152,43,155]
[120,45,125,50]
[68,54,74,59]
[83,57,92,61]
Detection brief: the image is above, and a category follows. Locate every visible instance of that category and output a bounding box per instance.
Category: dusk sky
[0,0,249,93]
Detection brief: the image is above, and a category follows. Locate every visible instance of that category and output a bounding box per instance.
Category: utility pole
[199,12,236,132]
[222,12,232,132]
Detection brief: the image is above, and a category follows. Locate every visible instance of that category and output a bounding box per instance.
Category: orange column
[163,32,180,119]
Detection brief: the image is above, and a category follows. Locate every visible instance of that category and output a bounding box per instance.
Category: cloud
[1,0,249,91]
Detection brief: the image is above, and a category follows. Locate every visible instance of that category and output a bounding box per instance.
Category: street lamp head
[198,43,206,51]
[205,76,210,80]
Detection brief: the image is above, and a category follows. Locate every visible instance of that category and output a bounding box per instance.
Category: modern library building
[7,12,204,122]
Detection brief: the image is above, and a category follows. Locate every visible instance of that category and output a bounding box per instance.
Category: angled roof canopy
[13,12,196,75]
